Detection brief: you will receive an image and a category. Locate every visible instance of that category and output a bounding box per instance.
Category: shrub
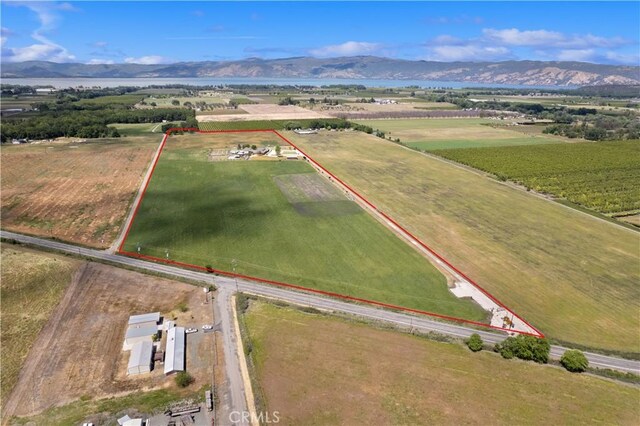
[495,335,550,363]
[175,371,194,388]
[560,349,589,372]
[177,302,189,313]
[466,333,483,352]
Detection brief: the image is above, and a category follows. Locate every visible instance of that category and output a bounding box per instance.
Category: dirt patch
[273,173,361,217]
[1,137,157,248]
[3,262,214,418]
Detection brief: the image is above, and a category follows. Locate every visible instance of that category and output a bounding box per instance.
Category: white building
[124,324,157,348]
[128,312,160,329]
[127,341,153,375]
[164,326,185,375]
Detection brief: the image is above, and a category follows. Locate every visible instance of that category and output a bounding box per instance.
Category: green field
[75,94,144,106]
[123,133,485,321]
[0,245,79,403]
[434,140,640,215]
[198,118,345,131]
[286,130,640,353]
[355,118,567,150]
[107,122,164,136]
[244,300,640,425]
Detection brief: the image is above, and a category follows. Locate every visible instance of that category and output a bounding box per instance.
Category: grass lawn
[0,244,80,403]
[244,301,640,425]
[355,118,566,150]
[285,130,640,353]
[434,141,640,215]
[123,133,485,321]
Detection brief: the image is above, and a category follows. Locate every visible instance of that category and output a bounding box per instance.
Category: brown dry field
[3,261,214,419]
[168,132,284,152]
[1,137,158,248]
[246,301,640,425]
[197,104,330,122]
[284,130,640,352]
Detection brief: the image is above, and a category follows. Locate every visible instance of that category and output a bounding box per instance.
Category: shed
[128,312,160,328]
[164,326,185,375]
[127,341,153,375]
[125,324,157,347]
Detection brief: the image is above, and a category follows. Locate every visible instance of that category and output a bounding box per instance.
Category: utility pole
[232,259,238,292]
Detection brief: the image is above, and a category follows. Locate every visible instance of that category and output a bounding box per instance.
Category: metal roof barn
[164,326,185,375]
[127,341,153,375]
[125,324,158,340]
[128,312,160,326]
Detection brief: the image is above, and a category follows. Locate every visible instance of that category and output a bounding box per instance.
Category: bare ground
[3,262,214,419]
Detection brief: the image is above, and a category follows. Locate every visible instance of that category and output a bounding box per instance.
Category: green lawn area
[108,122,164,136]
[285,130,640,353]
[434,140,640,215]
[0,245,79,403]
[356,118,566,150]
[123,133,485,321]
[244,300,640,425]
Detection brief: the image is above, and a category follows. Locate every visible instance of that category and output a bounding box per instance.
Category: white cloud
[604,51,640,65]
[310,41,383,58]
[483,28,629,49]
[87,58,115,65]
[3,43,75,62]
[555,49,597,62]
[426,45,512,62]
[124,55,170,65]
[92,41,109,48]
[2,2,75,62]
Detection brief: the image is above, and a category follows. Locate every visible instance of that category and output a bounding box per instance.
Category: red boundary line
[117,127,543,338]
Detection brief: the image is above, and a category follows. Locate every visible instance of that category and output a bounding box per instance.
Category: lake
[1,77,570,90]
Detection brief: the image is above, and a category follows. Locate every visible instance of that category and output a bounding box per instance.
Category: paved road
[2,230,639,374]
[213,287,251,425]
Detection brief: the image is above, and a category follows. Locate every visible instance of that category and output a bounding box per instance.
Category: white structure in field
[128,312,160,329]
[127,341,153,375]
[164,326,185,375]
[124,324,158,348]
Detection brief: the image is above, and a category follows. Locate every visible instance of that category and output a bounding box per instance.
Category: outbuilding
[124,324,158,347]
[127,341,153,375]
[128,312,160,329]
[164,326,185,375]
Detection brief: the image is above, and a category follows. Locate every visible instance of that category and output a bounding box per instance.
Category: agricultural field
[434,140,640,215]
[285,130,640,353]
[198,118,344,131]
[198,104,331,122]
[4,258,213,421]
[122,132,485,321]
[355,118,567,150]
[75,94,144,106]
[0,245,81,405]
[107,122,164,136]
[243,301,640,425]
[1,136,158,248]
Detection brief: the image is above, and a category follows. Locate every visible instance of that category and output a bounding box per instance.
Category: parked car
[202,324,213,331]
[185,328,198,334]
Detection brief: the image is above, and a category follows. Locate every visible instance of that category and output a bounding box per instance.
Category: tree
[171,99,180,106]
[275,144,281,155]
[466,333,483,352]
[495,335,550,363]
[560,349,589,372]
[175,371,194,387]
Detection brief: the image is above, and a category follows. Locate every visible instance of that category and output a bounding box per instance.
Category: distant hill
[2,57,639,86]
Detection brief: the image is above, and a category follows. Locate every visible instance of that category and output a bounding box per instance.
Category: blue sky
[1,1,638,65]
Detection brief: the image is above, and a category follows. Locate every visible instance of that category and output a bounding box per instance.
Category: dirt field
[1,137,158,248]
[197,104,330,122]
[0,245,81,406]
[4,261,214,419]
[244,301,640,425]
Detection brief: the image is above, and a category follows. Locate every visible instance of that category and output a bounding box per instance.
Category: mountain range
[2,56,639,86]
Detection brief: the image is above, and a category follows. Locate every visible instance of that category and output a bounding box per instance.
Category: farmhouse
[164,326,186,375]
[127,341,153,375]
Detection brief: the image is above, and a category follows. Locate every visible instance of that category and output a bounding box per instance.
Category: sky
[1,1,639,65]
